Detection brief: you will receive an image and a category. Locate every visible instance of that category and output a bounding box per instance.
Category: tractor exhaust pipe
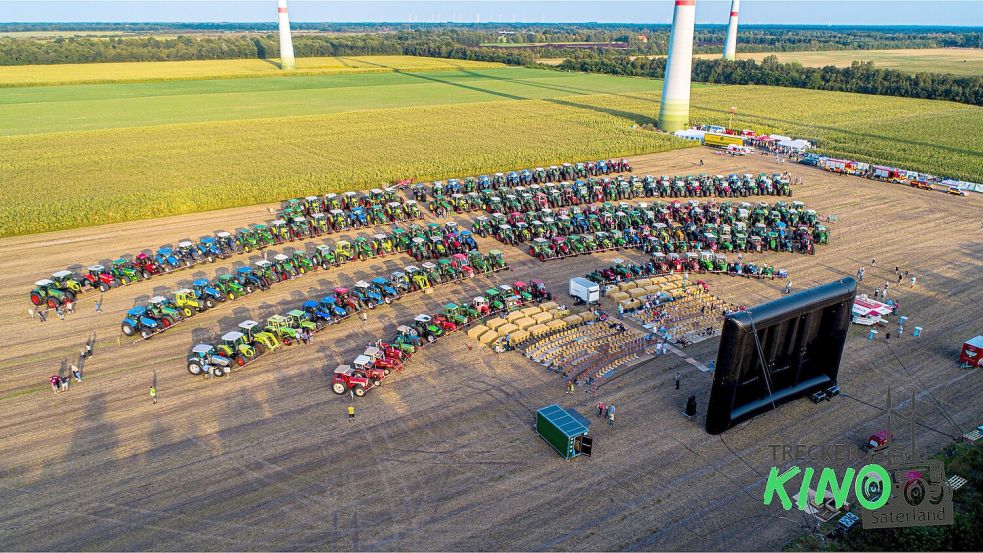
[277,0,296,70]
[658,0,697,132]
[723,0,740,60]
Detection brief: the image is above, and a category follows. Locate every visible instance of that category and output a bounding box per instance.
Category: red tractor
[134,252,162,277]
[331,365,373,396]
[372,341,410,361]
[432,315,458,332]
[353,355,389,386]
[82,264,119,292]
[530,279,552,301]
[364,346,406,369]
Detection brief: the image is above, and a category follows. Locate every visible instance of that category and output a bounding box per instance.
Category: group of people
[50,342,93,394]
[30,294,105,323]
[596,401,616,426]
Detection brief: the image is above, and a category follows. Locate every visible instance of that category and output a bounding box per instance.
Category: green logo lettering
[855,464,891,510]
[814,467,855,510]
[763,466,801,510]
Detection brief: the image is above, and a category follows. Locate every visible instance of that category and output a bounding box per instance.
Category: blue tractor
[155,246,183,270]
[198,236,226,262]
[192,278,225,308]
[354,280,385,308]
[302,300,334,325]
[371,277,400,301]
[320,296,348,319]
[458,230,478,251]
[350,206,368,228]
[121,306,160,339]
[236,266,268,292]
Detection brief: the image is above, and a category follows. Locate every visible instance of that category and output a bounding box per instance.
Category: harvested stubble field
[3,63,982,238]
[695,48,983,77]
[0,148,980,551]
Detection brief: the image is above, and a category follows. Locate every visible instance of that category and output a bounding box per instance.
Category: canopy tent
[674,129,706,142]
[853,296,894,317]
[776,138,813,151]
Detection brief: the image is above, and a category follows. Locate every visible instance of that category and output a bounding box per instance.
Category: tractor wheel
[121,324,135,336]
[30,293,42,306]
[280,272,289,282]
[207,256,215,263]
[140,329,152,340]
[298,266,306,274]
[227,291,237,301]
[142,271,153,280]
[162,317,174,328]
[204,298,216,309]
[187,362,202,375]
[282,337,293,346]
[245,285,254,294]
[119,276,129,286]
[47,297,60,309]
[354,385,367,397]
[426,334,436,343]
[213,366,225,377]
[383,368,392,376]
[64,290,76,302]
[235,356,246,367]
[332,382,347,395]
[182,307,194,318]
[384,297,392,305]
[374,379,383,386]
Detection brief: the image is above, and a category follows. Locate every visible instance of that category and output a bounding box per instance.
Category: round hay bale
[539,301,559,312]
[485,317,508,331]
[563,314,584,326]
[514,317,537,330]
[467,325,490,340]
[478,330,499,344]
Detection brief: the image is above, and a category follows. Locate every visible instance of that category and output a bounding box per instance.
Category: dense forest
[0,23,980,65]
[557,52,983,106]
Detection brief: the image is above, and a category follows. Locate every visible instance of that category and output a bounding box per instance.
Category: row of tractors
[476,198,829,260]
[460,172,792,215]
[126,249,510,340]
[332,281,553,397]
[27,220,488,307]
[184,253,513,374]
[585,255,787,286]
[276,190,425,228]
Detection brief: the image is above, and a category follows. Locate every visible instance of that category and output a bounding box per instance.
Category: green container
[536,404,590,460]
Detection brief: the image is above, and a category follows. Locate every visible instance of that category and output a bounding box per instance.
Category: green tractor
[334,240,356,264]
[111,258,143,285]
[216,330,258,366]
[287,309,321,332]
[214,273,248,301]
[484,288,505,311]
[291,251,316,274]
[264,314,300,346]
[814,225,829,245]
[443,303,469,326]
[238,319,280,353]
[51,270,90,294]
[173,288,207,318]
[312,244,337,269]
[468,250,489,273]
[405,265,431,291]
[147,296,184,323]
[30,278,75,308]
[486,249,508,271]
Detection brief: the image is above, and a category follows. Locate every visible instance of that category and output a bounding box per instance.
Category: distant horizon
[4,22,983,28]
[3,1,983,27]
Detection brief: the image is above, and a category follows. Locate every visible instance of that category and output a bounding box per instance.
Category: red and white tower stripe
[658,0,697,132]
[723,0,740,60]
[277,0,296,70]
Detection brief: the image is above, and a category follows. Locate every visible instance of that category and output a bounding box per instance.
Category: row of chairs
[525,323,618,364]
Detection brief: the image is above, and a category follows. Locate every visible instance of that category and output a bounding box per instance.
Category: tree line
[556,52,983,106]
[1,24,979,65]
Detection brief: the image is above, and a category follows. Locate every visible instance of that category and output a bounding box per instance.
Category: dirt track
[0,147,980,551]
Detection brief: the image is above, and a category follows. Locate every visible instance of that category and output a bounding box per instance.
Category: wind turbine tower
[723,0,740,60]
[657,0,697,132]
[277,0,296,70]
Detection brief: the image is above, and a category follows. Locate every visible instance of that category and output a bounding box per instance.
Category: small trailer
[569,277,600,304]
[536,404,592,460]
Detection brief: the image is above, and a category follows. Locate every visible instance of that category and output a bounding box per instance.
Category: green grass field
[0,55,505,88]
[696,48,983,76]
[1,61,981,237]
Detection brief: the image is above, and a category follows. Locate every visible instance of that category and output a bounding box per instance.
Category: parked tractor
[353,355,388,386]
[238,319,280,353]
[83,264,118,292]
[413,314,444,343]
[121,306,161,338]
[214,273,248,300]
[216,331,258,366]
[264,315,300,345]
[286,309,320,332]
[173,288,207,317]
[191,278,225,308]
[187,344,230,376]
[30,279,74,307]
[147,296,182,324]
[331,365,372,396]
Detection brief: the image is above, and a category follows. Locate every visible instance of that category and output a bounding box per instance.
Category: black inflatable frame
[705,278,856,434]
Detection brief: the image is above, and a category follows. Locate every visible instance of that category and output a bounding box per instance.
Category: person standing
[56,306,64,320]
[874,287,881,299]
[149,386,157,404]
[95,295,103,313]
[597,401,606,417]
[607,404,616,426]
[50,374,61,394]
[38,309,47,323]
[348,405,355,421]
[675,372,681,390]
[85,343,93,358]
[567,381,575,395]
[71,364,82,382]
[361,312,368,325]
[910,276,916,288]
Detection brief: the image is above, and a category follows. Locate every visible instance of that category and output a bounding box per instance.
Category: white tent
[769,134,792,142]
[776,138,813,151]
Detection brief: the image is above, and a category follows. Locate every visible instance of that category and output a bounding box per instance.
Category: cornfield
[0,55,505,87]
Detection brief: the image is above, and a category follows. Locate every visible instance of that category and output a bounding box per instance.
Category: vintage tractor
[264,315,300,346]
[331,365,373,396]
[121,306,160,338]
[214,273,248,300]
[394,325,422,351]
[333,287,363,313]
[443,303,470,326]
[365,344,406,370]
[449,253,475,278]
[173,288,206,317]
[468,250,489,273]
[413,314,444,343]
[486,249,508,271]
[187,344,231,376]
[215,330,258,366]
[286,309,321,332]
[30,279,75,307]
[813,225,829,245]
[352,355,388,386]
[528,237,553,261]
[484,288,505,312]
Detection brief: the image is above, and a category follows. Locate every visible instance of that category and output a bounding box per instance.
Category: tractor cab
[217,331,254,364]
[147,295,181,321]
[319,295,347,318]
[354,280,384,307]
[371,277,399,299]
[51,269,86,293]
[414,314,443,342]
[865,430,894,453]
[353,354,388,383]
[187,344,229,376]
[473,296,491,316]
[331,365,370,396]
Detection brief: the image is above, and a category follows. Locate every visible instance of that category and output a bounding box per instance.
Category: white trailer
[569,277,600,304]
